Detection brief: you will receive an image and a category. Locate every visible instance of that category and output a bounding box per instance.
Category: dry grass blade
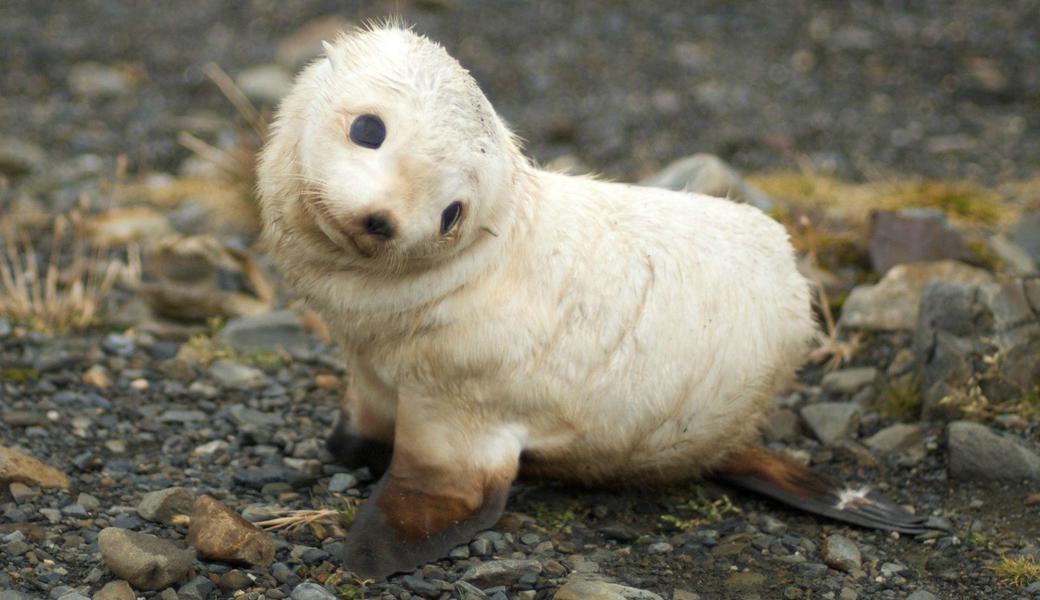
[798,215,861,370]
[255,507,355,532]
[202,62,267,138]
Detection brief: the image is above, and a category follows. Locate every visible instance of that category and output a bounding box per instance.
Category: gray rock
[68,62,134,98]
[77,492,101,512]
[137,487,195,524]
[761,408,802,443]
[864,423,924,453]
[218,310,310,355]
[647,542,673,554]
[553,576,664,600]
[989,234,1037,275]
[462,559,542,587]
[868,209,973,274]
[840,260,993,331]
[229,404,284,428]
[0,136,45,177]
[177,576,215,600]
[209,359,265,389]
[236,65,294,104]
[0,318,10,337]
[905,591,938,600]
[158,409,207,423]
[947,421,1040,481]
[641,154,775,212]
[98,527,195,591]
[92,580,134,600]
[821,367,877,395]
[915,278,1040,419]
[56,593,90,600]
[0,590,34,600]
[290,582,337,600]
[1012,211,1040,263]
[800,402,861,444]
[821,534,861,573]
[101,334,135,357]
[328,472,358,493]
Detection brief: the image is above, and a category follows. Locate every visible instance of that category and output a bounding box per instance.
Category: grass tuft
[0,213,140,333]
[990,556,1040,587]
[660,485,741,531]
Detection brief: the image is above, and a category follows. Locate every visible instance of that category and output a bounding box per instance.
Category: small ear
[339,412,521,578]
[322,40,341,73]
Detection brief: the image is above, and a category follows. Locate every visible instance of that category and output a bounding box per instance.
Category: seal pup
[258,24,930,578]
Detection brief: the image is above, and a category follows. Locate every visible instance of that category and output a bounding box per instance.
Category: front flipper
[340,411,521,579]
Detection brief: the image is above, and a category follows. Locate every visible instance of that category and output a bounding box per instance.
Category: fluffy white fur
[258,25,817,484]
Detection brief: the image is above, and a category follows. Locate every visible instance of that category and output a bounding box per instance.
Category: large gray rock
[840,260,993,331]
[800,402,861,445]
[218,310,310,355]
[640,153,775,212]
[290,583,338,600]
[947,421,1040,481]
[98,527,195,591]
[864,423,924,453]
[915,278,1040,420]
[868,209,973,274]
[821,367,877,395]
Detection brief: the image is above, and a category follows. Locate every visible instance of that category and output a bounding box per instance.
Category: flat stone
[186,495,276,567]
[905,591,939,600]
[641,153,775,212]
[462,559,542,587]
[840,260,993,331]
[868,209,973,274]
[98,527,195,591]
[553,575,664,600]
[218,310,310,355]
[724,572,768,593]
[800,402,861,444]
[864,423,924,453]
[0,446,70,489]
[821,534,862,573]
[0,136,45,177]
[328,472,358,493]
[947,421,1040,481]
[290,582,337,600]
[209,360,266,389]
[92,580,134,600]
[821,367,877,395]
[137,487,195,524]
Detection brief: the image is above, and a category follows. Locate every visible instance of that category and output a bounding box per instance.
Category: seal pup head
[258,24,523,272]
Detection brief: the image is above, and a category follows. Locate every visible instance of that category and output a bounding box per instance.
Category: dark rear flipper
[715,446,937,535]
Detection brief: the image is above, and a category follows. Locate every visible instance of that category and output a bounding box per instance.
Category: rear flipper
[714,446,935,535]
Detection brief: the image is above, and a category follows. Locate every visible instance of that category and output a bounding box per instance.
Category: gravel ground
[2,2,1040,600]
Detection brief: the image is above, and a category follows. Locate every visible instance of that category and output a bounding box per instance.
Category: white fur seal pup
[258,25,930,578]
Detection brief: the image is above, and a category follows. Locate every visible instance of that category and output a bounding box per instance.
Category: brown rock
[868,209,973,274]
[93,579,136,600]
[82,365,112,389]
[187,495,275,567]
[0,446,70,489]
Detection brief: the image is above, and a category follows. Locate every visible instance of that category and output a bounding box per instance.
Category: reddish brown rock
[187,495,275,567]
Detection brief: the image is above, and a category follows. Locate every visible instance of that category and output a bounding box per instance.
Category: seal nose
[360,212,396,240]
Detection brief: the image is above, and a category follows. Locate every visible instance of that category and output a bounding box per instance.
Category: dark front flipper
[715,446,938,535]
[339,406,522,579]
[341,472,512,578]
[325,413,392,476]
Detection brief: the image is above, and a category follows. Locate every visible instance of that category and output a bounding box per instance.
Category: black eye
[350,114,386,149]
[440,201,463,234]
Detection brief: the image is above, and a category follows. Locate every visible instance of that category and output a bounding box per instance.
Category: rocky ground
[2,2,1040,600]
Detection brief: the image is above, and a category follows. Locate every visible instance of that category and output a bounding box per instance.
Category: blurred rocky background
[1,2,1039,600]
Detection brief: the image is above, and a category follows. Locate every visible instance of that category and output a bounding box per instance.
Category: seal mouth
[304,196,376,258]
